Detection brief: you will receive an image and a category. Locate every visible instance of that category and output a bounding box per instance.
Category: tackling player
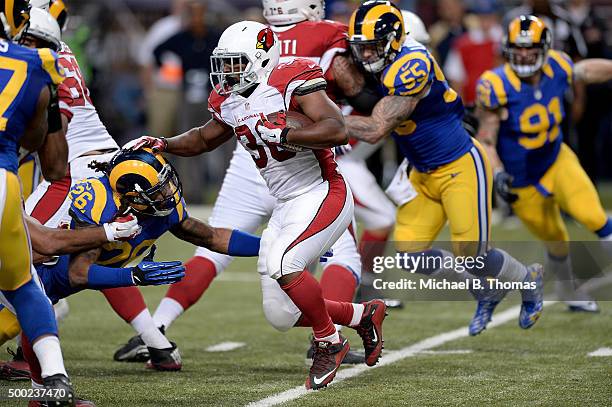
[475,15,612,313]
[0,0,77,402]
[131,21,388,390]
[345,1,544,335]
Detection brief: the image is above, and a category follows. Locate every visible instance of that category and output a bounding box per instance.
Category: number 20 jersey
[476,50,573,187]
[57,42,118,163]
[207,58,340,201]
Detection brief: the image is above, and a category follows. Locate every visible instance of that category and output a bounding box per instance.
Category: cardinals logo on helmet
[256,28,274,52]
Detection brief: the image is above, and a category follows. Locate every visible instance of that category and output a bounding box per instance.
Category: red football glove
[123,136,168,153]
[256,113,289,146]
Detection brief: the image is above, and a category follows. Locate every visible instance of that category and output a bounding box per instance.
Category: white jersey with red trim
[271,20,347,100]
[58,42,118,163]
[208,58,338,201]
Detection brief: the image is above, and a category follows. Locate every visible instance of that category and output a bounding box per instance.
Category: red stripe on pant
[30,172,71,225]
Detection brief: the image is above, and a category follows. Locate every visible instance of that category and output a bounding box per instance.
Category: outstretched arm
[575,59,612,84]
[165,119,234,156]
[170,217,260,256]
[344,94,421,144]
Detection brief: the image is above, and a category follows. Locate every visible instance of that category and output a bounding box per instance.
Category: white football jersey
[58,42,118,163]
[208,58,339,200]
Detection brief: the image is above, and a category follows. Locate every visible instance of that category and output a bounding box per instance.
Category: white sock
[152,298,184,330]
[32,336,67,378]
[131,309,172,349]
[316,330,340,344]
[334,324,343,332]
[349,304,365,327]
[496,249,528,282]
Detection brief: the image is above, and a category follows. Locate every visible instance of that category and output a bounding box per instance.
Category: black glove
[131,245,185,286]
[494,171,518,204]
[47,84,62,134]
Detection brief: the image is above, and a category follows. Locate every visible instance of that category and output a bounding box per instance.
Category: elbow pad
[345,86,381,115]
[47,85,62,134]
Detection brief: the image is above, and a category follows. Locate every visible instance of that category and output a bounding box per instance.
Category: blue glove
[131,245,185,286]
[494,171,518,204]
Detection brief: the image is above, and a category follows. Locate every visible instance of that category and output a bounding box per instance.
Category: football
[267,111,313,152]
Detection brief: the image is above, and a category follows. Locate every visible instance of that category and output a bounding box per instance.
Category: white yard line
[587,347,612,357]
[206,342,246,352]
[417,349,473,355]
[246,301,558,407]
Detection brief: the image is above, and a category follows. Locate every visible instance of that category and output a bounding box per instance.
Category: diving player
[476,15,612,312]
[0,0,76,402]
[345,1,544,335]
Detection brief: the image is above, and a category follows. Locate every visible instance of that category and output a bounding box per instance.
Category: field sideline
[2,207,612,406]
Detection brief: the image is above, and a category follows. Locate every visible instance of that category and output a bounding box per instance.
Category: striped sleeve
[37,48,65,85]
[476,70,506,110]
[382,51,433,97]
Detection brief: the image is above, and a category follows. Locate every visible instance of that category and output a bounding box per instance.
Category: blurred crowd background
[60,0,612,203]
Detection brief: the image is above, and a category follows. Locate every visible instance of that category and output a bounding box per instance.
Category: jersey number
[518,97,562,150]
[234,113,296,168]
[59,55,92,107]
[0,56,27,131]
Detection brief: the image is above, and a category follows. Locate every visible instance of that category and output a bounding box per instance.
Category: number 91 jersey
[208,58,339,201]
[476,50,573,187]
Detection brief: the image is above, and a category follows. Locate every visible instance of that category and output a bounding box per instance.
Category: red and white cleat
[355,299,387,366]
[305,335,350,390]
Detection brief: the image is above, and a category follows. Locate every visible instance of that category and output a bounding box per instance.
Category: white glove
[103,214,142,242]
[122,136,167,152]
[385,159,418,207]
[256,121,286,145]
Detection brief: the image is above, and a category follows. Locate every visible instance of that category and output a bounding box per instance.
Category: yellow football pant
[0,169,33,290]
[0,306,20,346]
[395,140,492,257]
[511,143,608,258]
[17,155,40,200]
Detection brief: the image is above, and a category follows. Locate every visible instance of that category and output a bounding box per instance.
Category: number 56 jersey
[476,50,573,187]
[208,58,340,201]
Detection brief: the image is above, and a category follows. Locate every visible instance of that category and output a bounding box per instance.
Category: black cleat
[145,342,182,371]
[113,334,148,362]
[41,373,75,406]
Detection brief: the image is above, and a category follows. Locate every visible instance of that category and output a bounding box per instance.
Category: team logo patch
[256,28,275,52]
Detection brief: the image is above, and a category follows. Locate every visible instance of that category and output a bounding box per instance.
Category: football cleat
[566,301,600,313]
[145,342,182,371]
[306,336,365,365]
[355,299,387,366]
[0,347,30,381]
[29,397,95,407]
[305,335,349,390]
[40,373,75,407]
[113,334,148,363]
[468,283,509,336]
[519,264,544,329]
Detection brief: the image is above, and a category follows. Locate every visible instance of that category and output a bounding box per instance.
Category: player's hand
[131,245,185,286]
[103,214,142,242]
[494,171,518,204]
[123,136,167,153]
[256,114,290,146]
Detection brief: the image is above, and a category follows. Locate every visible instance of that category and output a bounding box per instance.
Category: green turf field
[2,208,611,406]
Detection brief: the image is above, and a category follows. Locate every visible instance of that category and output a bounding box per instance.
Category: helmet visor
[349,38,390,73]
[505,45,546,78]
[126,163,183,217]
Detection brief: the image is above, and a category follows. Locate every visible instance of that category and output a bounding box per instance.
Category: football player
[0,0,77,402]
[130,21,388,390]
[476,15,612,312]
[345,1,545,335]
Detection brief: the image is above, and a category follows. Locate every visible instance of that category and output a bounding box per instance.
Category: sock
[280,271,338,343]
[152,298,184,330]
[2,279,58,341]
[359,230,389,275]
[21,335,42,385]
[32,336,67,379]
[161,256,217,312]
[102,286,147,323]
[131,309,172,349]
[299,301,364,328]
[320,264,357,302]
[482,249,528,282]
[595,218,612,240]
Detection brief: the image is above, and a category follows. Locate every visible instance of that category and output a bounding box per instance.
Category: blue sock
[2,279,58,341]
[472,248,505,278]
[227,230,261,256]
[86,264,134,289]
[595,218,612,239]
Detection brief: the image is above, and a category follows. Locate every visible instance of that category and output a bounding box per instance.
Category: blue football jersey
[476,50,574,187]
[68,176,188,268]
[0,40,64,173]
[379,38,473,172]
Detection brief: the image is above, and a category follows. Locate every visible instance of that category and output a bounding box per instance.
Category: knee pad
[262,298,300,332]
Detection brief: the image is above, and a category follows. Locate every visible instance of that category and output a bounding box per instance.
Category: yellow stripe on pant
[0,169,33,290]
[510,143,608,258]
[395,140,492,257]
